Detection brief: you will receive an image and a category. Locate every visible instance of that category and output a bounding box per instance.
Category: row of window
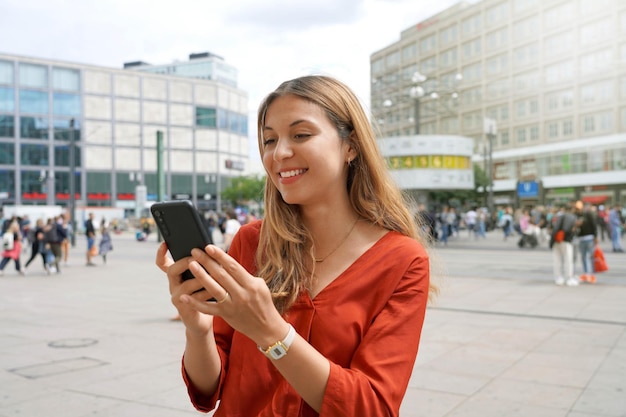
[0,87,81,116]
[0,171,224,201]
[374,8,625,73]
[493,147,626,180]
[0,116,79,140]
[381,109,625,143]
[0,142,81,167]
[0,61,80,91]
[195,106,248,136]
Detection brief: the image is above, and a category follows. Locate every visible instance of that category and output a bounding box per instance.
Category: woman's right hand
[156,242,214,337]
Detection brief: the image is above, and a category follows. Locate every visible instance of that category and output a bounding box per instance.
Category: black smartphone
[151,200,213,281]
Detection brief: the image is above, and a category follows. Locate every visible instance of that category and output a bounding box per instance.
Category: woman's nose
[273,138,293,161]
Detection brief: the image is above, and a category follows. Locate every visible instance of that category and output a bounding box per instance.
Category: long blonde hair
[256,75,436,313]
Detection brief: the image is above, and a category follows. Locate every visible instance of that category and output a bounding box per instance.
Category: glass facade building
[371,0,626,206]
[0,53,249,213]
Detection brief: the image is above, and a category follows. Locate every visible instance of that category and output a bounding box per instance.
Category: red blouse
[183,220,430,416]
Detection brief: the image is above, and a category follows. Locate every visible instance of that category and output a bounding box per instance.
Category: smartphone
[151,200,213,281]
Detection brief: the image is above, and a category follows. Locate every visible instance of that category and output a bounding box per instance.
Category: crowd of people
[0,212,115,276]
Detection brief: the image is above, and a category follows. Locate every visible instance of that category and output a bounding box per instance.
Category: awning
[581,195,608,204]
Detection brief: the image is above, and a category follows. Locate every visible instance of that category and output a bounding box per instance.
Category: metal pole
[156,130,164,242]
[69,118,76,247]
[413,97,420,135]
[488,133,494,213]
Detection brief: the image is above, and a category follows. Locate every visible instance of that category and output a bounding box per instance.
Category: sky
[0,0,468,161]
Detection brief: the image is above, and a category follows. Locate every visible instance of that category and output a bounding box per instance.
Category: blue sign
[517,181,539,198]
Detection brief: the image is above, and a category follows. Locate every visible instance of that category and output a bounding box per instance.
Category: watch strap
[258,324,296,360]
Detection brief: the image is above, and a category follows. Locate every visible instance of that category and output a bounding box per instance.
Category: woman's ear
[345,131,358,163]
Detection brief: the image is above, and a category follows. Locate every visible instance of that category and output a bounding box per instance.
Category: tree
[221,175,266,208]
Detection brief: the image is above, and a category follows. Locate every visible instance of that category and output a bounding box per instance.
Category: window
[514,42,539,67]
[461,14,481,35]
[171,174,193,195]
[19,89,48,114]
[486,27,508,49]
[53,118,80,141]
[580,50,612,75]
[562,119,573,136]
[52,67,80,91]
[0,61,13,85]
[513,0,538,13]
[420,34,436,54]
[19,63,48,88]
[547,122,558,138]
[515,100,526,118]
[20,116,48,139]
[439,24,458,44]
[439,48,457,67]
[21,170,45,194]
[486,2,508,27]
[544,3,575,30]
[530,125,539,141]
[544,31,574,57]
[385,51,400,68]
[87,172,111,194]
[462,38,481,59]
[581,18,612,46]
[583,115,595,133]
[54,144,81,167]
[513,16,539,41]
[20,144,49,166]
[0,86,14,112]
[545,61,575,84]
[55,171,81,195]
[0,142,14,164]
[0,115,14,138]
[516,128,526,143]
[53,93,81,116]
[402,43,417,61]
[500,106,509,121]
[196,107,216,128]
[500,131,509,145]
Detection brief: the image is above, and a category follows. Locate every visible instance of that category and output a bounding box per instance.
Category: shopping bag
[89,245,98,257]
[594,246,608,273]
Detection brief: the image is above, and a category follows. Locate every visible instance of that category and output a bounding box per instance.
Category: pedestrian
[575,201,597,283]
[0,220,25,276]
[608,204,624,252]
[439,206,450,245]
[464,206,477,238]
[23,218,49,274]
[98,218,113,264]
[417,203,437,243]
[500,206,514,240]
[550,203,578,286]
[60,214,71,266]
[476,207,487,239]
[222,209,241,252]
[156,75,434,416]
[43,216,66,274]
[85,212,97,266]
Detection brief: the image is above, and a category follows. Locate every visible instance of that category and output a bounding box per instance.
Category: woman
[23,218,48,273]
[0,220,25,276]
[99,218,113,264]
[156,75,434,416]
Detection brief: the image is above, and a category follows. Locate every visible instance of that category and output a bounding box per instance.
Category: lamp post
[381,71,461,135]
[69,118,76,247]
[483,117,497,215]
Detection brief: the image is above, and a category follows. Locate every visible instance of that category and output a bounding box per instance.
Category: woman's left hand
[184,245,288,347]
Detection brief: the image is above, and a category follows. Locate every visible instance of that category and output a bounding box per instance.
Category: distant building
[371,0,626,207]
[124,51,238,87]
[0,51,250,214]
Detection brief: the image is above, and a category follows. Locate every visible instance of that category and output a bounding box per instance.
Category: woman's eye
[294,133,311,140]
[263,138,276,146]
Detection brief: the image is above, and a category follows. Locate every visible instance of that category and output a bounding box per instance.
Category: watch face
[269,344,287,360]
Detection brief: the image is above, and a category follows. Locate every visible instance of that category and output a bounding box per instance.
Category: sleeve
[319,252,430,417]
[181,222,258,411]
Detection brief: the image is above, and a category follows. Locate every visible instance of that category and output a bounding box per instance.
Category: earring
[347,158,352,167]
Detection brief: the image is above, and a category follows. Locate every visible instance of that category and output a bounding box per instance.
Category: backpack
[2,232,14,250]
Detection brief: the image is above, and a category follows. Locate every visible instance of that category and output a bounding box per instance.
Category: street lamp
[382,71,462,135]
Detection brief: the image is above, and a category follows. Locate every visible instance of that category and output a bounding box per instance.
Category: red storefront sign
[87,192,111,201]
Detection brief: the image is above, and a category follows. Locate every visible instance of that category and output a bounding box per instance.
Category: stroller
[518,233,538,248]
[518,224,539,248]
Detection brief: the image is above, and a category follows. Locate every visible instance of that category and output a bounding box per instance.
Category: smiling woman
[156,75,435,417]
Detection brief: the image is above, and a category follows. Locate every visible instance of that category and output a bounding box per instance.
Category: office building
[371,0,626,207]
[0,51,249,214]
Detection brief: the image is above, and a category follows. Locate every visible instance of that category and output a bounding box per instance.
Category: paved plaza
[0,229,624,417]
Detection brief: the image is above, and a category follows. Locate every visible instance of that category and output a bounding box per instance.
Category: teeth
[280,169,305,178]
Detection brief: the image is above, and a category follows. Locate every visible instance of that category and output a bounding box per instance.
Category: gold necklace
[314,218,359,263]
